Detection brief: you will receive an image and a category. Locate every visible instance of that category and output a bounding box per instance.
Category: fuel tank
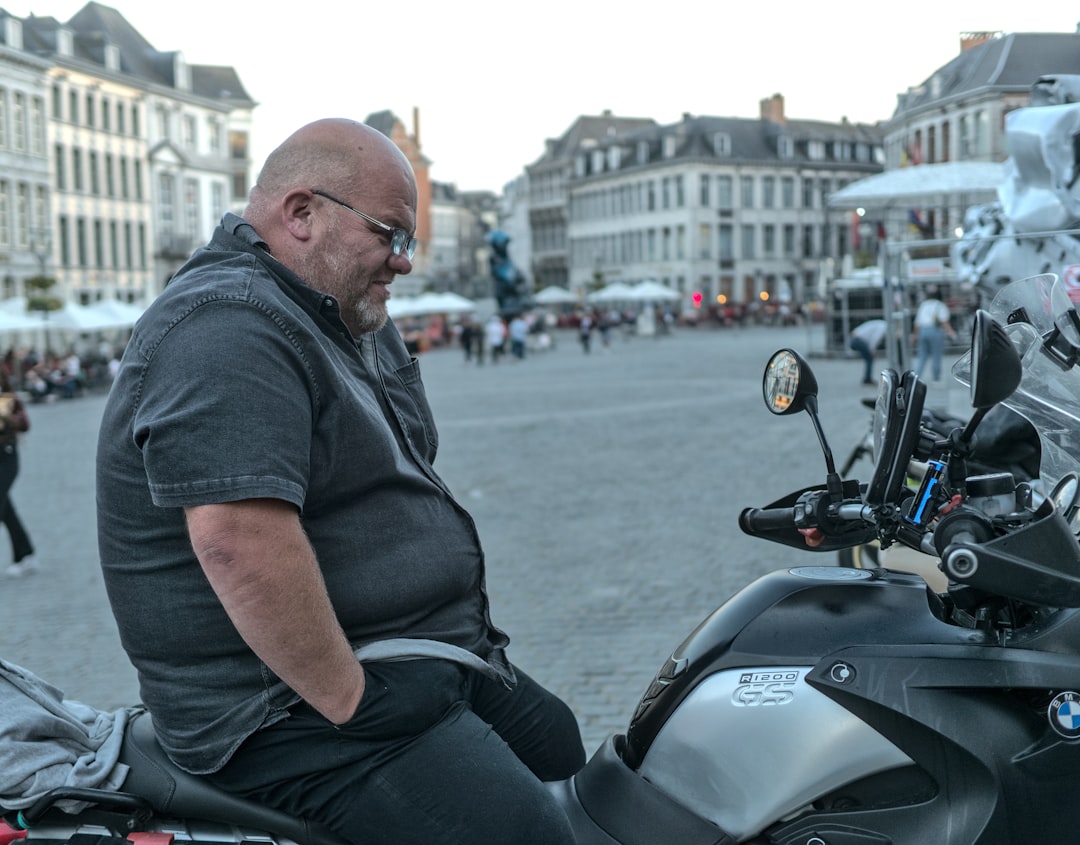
[624,566,990,840]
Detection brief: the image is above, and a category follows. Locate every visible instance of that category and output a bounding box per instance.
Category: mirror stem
[804,395,839,479]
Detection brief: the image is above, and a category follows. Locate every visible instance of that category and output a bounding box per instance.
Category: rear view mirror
[763,348,818,415]
[970,310,1022,410]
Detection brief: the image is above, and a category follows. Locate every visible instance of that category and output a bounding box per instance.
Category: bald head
[253,118,413,200]
[243,118,418,276]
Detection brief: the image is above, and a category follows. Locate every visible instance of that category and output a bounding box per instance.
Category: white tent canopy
[828,162,1006,210]
[388,291,476,319]
[533,285,578,305]
[587,282,637,303]
[628,280,680,302]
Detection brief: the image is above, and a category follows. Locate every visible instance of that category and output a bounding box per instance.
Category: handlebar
[739,506,796,533]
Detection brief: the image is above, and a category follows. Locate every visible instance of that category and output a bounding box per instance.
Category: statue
[488,230,531,317]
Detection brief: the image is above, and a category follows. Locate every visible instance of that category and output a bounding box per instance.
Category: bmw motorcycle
[5,272,1080,844]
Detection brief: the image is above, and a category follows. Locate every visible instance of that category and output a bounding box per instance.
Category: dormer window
[777,135,794,159]
[713,132,731,156]
[636,139,649,164]
[663,135,677,158]
[807,140,825,160]
[606,145,622,170]
[591,148,604,174]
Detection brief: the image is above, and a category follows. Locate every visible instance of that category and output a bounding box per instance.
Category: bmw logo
[1048,692,1080,740]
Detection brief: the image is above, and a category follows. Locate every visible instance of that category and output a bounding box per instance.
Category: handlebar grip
[739,506,796,534]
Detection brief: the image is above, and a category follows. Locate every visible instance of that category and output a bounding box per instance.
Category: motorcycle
[5,272,1080,844]
[836,395,1040,587]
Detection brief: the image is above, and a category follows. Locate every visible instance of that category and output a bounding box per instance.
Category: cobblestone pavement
[0,323,968,757]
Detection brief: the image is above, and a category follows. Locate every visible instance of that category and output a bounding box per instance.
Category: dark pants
[849,336,875,383]
[0,445,33,562]
[205,660,585,845]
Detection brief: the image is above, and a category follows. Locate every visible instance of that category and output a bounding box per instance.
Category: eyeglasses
[311,189,417,260]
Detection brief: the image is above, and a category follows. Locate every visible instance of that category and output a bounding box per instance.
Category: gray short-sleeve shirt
[96,214,510,773]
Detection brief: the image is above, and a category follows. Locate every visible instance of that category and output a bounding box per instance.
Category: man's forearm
[186,499,365,723]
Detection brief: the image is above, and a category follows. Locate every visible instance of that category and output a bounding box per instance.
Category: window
[0,89,7,147]
[802,224,815,258]
[184,177,199,236]
[124,221,132,268]
[12,93,25,151]
[89,151,100,194]
[120,156,129,198]
[15,183,28,247]
[72,147,83,191]
[741,224,755,259]
[675,175,684,208]
[713,132,731,156]
[208,118,222,154]
[134,161,143,200]
[110,221,119,268]
[718,224,734,261]
[0,181,8,247]
[801,177,815,208]
[51,83,62,119]
[762,176,775,209]
[699,223,711,258]
[184,114,197,148]
[34,185,46,240]
[662,177,671,210]
[105,153,115,196]
[699,174,710,207]
[101,97,110,132]
[117,102,126,135]
[717,175,733,209]
[68,90,78,124]
[158,173,175,234]
[783,224,796,257]
[763,224,775,257]
[781,177,795,208]
[30,97,44,155]
[58,215,70,265]
[740,176,754,208]
[676,225,686,260]
[778,135,794,158]
[54,144,65,191]
[76,217,87,266]
[85,93,95,128]
[94,219,105,268]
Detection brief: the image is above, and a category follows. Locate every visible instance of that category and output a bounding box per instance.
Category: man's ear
[282,189,316,241]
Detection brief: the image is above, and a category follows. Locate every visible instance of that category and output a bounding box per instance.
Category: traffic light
[691,291,703,309]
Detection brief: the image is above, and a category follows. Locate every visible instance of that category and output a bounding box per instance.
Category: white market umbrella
[534,285,578,305]
[629,280,681,302]
[587,282,637,303]
[388,291,476,319]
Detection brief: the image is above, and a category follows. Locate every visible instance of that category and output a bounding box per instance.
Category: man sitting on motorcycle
[95,118,584,845]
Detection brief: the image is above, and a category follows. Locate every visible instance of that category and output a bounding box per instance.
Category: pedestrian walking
[485,314,507,364]
[579,312,594,354]
[912,286,956,381]
[0,372,35,578]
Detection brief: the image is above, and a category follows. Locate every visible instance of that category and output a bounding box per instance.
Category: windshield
[953,273,1080,492]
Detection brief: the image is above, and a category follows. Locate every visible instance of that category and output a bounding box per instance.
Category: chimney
[760,93,785,124]
[959,31,999,52]
[412,106,420,147]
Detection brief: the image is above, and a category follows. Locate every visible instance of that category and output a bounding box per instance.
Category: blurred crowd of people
[1,343,123,403]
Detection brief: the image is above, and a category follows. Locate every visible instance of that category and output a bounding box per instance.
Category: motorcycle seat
[119,709,350,845]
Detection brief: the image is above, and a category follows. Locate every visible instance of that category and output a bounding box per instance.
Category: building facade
[0,2,253,309]
[0,19,52,302]
[883,29,1080,239]
[556,97,883,308]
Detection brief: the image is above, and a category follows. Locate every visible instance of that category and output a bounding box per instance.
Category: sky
[10,1,1079,193]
